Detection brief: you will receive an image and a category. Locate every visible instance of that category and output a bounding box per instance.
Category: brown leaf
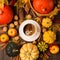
[0,29,5,34]
[24,2,30,13]
[30,9,36,18]
[19,8,24,24]
[0,26,7,34]
[18,55,20,60]
[42,53,49,60]
[12,55,20,60]
[0,24,7,27]
[15,56,18,60]
[12,57,16,60]
[0,0,4,8]
[0,43,6,47]
[53,23,60,32]
[0,44,7,51]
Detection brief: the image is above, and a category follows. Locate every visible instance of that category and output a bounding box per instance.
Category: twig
[30,9,36,18]
[24,1,30,13]
[12,57,16,60]
[0,43,6,47]
[0,44,7,50]
[0,24,7,27]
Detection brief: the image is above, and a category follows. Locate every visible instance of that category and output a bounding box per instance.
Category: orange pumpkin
[0,4,13,24]
[33,0,54,14]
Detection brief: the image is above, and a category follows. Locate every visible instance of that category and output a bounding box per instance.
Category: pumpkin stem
[12,49,18,52]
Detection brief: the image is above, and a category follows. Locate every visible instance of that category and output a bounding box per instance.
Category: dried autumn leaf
[0,25,7,34]
[0,43,7,50]
[24,2,30,13]
[0,24,7,27]
[49,7,60,16]
[16,55,19,60]
[0,29,5,34]
[42,53,49,60]
[30,9,36,18]
[0,43,6,47]
[4,0,9,5]
[18,55,21,60]
[19,8,24,24]
[12,56,16,60]
[0,0,4,3]
[0,45,7,50]
[12,55,20,60]
[22,0,28,4]
[53,23,60,32]
[14,0,23,8]
[0,0,4,8]
[14,0,28,8]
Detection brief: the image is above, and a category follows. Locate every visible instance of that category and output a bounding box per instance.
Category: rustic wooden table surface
[0,50,12,60]
[0,19,60,60]
[0,6,60,60]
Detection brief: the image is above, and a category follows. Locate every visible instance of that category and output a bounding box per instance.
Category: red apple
[8,28,17,37]
[49,45,59,54]
[0,34,9,43]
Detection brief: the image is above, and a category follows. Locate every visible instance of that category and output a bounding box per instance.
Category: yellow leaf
[0,0,4,8]
[0,0,4,3]
[4,0,9,5]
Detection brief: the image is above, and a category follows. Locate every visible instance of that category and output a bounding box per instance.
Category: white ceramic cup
[19,20,41,42]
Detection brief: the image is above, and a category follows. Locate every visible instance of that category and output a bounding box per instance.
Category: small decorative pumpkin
[20,43,39,60]
[0,4,13,24]
[42,18,52,28]
[37,41,48,52]
[6,42,20,57]
[33,0,54,14]
[43,30,56,44]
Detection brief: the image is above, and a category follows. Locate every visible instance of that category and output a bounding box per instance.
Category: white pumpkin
[20,43,39,60]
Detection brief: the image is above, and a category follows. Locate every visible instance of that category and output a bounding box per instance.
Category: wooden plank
[4,50,12,60]
[47,53,60,60]
[0,50,4,60]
